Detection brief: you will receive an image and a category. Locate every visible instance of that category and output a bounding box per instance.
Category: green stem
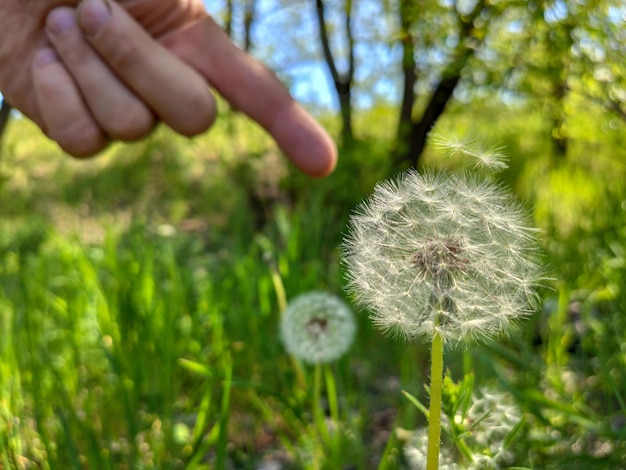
[455,433,475,463]
[313,364,330,444]
[269,264,287,314]
[324,364,342,462]
[426,331,444,470]
[324,365,339,424]
[215,353,233,470]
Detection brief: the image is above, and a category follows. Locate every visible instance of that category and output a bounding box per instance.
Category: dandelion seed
[431,130,509,173]
[280,292,356,364]
[464,143,508,173]
[431,131,477,159]
[342,169,542,345]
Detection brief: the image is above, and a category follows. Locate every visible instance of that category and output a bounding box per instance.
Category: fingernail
[78,0,111,36]
[47,8,77,36]
[34,48,60,67]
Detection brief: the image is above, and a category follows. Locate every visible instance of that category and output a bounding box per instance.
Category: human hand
[0,0,336,177]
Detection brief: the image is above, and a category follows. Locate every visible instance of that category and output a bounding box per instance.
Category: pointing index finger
[160,15,337,178]
[77,0,216,137]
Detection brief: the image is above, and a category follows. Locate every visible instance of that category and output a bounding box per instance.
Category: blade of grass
[215,353,233,469]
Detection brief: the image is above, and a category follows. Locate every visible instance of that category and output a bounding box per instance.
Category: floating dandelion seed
[431,131,509,173]
[431,131,477,159]
[280,292,356,364]
[342,169,542,345]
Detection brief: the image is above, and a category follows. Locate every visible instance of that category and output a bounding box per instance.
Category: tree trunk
[395,0,417,164]
[404,75,461,168]
[394,72,464,170]
[225,0,233,37]
[224,1,256,114]
[394,0,486,170]
[550,81,568,157]
[243,0,256,52]
[314,0,354,144]
[550,16,573,158]
[0,98,12,145]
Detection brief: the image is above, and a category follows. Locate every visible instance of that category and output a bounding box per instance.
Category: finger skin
[77,0,216,137]
[32,47,108,157]
[160,15,338,177]
[46,6,156,140]
[1,0,337,176]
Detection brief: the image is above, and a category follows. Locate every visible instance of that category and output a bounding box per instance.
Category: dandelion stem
[426,331,444,470]
[324,364,343,462]
[324,364,339,424]
[271,265,307,389]
[313,364,330,444]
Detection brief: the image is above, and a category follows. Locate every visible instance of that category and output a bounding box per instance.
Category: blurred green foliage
[1,93,626,469]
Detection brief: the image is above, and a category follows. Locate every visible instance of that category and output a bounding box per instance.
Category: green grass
[1,100,626,468]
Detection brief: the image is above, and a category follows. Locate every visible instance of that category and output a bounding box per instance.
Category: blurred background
[1,0,625,468]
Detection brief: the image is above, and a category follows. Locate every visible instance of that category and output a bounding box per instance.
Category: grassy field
[1,100,626,469]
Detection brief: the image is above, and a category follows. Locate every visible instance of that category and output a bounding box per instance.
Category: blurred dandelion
[280,292,356,458]
[280,291,356,364]
[404,428,462,470]
[404,388,522,469]
[469,389,521,455]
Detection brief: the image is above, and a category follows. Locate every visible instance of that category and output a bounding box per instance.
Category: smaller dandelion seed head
[280,292,356,364]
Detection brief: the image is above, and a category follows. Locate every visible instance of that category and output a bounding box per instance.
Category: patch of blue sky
[204,0,400,111]
[544,0,568,23]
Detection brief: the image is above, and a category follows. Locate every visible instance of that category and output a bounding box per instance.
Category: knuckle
[104,106,155,141]
[102,39,140,74]
[171,92,216,136]
[56,39,93,68]
[51,119,106,157]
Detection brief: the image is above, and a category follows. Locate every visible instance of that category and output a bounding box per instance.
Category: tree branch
[394,0,488,169]
[345,0,355,85]
[395,0,417,151]
[314,0,354,142]
[315,0,340,85]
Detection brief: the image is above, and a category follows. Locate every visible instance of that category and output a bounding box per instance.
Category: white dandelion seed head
[342,169,542,345]
[280,292,356,364]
